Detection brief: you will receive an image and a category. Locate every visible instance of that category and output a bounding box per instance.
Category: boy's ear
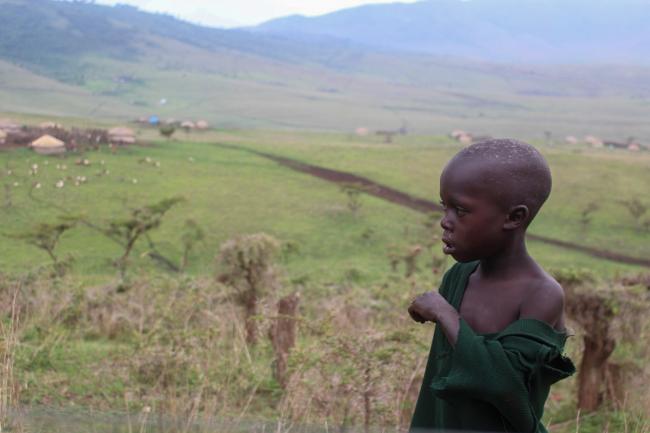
[504,205,530,230]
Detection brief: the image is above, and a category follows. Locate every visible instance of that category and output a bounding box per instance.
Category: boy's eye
[455,207,468,216]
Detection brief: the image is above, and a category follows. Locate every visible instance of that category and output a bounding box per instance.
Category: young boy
[408,139,575,433]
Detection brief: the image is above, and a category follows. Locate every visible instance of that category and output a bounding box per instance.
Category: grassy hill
[255,0,650,64]
[1,0,650,140]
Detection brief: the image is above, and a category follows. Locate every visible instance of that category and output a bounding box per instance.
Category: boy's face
[439,159,509,262]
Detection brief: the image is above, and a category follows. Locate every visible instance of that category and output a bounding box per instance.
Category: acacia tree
[619,199,649,231]
[180,219,205,272]
[340,182,368,215]
[6,218,77,276]
[216,233,280,346]
[106,196,184,284]
[579,202,599,233]
[159,125,175,140]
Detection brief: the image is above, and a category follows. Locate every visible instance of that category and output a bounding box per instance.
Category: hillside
[1,0,650,139]
[255,0,650,65]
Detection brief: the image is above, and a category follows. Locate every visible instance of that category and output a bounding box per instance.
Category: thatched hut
[354,127,369,137]
[30,134,66,155]
[0,118,21,134]
[450,129,473,144]
[195,120,209,130]
[108,127,136,145]
[180,121,196,131]
[39,121,63,130]
[584,135,603,148]
[565,135,578,144]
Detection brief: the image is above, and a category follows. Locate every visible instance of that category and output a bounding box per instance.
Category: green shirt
[410,261,575,433]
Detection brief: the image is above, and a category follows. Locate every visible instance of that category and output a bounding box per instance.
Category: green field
[0,133,444,286]
[2,127,649,280]
[1,125,649,433]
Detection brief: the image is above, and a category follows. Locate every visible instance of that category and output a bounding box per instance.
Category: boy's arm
[430,318,574,433]
[408,278,566,344]
[408,291,460,345]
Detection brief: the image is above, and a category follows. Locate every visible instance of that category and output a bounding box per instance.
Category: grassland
[2,127,650,279]
[156,128,650,275]
[1,124,649,433]
[0,133,444,286]
[4,34,650,142]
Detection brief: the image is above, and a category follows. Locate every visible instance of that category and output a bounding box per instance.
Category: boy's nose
[440,214,452,231]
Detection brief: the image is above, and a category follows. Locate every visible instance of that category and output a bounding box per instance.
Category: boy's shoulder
[518,267,566,330]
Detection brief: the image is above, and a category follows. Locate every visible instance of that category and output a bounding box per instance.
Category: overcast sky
[92,0,421,28]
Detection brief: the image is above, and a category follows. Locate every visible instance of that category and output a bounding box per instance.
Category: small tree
[180,219,205,272]
[6,218,77,275]
[579,202,599,232]
[340,183,366,215]
[283,306,424,432]
[619,199,648,231]
[159,125,175,140]
[106,196,184,283]
[387,244,423,277]
[216,233,280,346]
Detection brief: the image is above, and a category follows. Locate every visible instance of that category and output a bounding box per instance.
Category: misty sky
[92,0,421,27]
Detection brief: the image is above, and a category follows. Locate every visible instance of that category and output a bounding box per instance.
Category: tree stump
[566,290,616,411]
[269,293,300,388]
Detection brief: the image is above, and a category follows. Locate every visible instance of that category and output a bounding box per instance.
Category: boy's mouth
[442,237,455,254]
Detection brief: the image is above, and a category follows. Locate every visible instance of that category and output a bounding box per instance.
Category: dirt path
[216,143,650,269]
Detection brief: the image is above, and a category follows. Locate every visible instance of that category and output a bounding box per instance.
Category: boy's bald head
[444,138,552,223]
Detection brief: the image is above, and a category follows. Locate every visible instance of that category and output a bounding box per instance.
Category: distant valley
[1,0,649,140]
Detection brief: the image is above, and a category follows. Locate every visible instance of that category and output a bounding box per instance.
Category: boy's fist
[408,291,449,323]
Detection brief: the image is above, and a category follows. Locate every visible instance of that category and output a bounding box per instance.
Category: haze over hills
[1,0,650,140]
[255,0,650,65]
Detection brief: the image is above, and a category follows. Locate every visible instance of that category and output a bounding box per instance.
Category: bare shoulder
[519,271,565,329]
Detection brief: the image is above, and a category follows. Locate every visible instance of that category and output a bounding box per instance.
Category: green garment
[410,261,575,433]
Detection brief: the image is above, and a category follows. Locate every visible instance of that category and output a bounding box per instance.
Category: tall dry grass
[0,269,430,431]
[0,267,648,432]
[0,278,20,431]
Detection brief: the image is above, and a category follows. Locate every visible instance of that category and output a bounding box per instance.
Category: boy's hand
[408,291,451,323]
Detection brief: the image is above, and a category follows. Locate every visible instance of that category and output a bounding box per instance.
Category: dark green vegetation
[2,0,650,139]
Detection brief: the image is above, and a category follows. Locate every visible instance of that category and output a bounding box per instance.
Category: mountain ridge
[1,0,650,139]
[254,0,650,65]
